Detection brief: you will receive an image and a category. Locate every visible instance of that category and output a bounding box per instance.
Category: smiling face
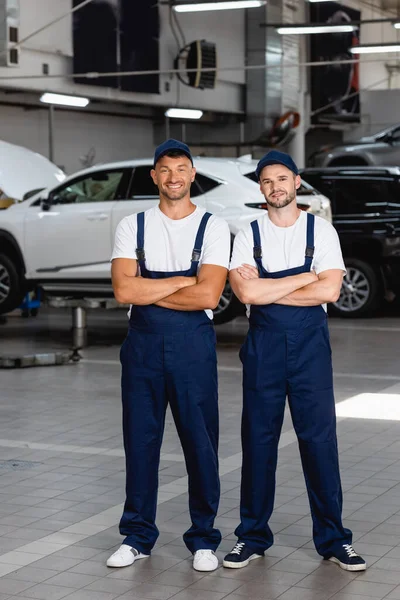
[259,163,301,209]
[151,153,196,202]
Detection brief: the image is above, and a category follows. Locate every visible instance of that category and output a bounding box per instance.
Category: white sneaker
[107,544,149,568]
[193,549,219,572]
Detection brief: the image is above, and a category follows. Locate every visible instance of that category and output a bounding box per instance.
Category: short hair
[162,150,192,161]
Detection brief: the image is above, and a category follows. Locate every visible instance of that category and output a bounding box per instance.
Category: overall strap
[250,220,263,273]
[135,212,146,268]
[191,212,212,264]
[304,212,315,271]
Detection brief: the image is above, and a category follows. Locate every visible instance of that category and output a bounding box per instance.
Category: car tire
[328,258,382,318]
[0,253,25,315]
[213,279,244,325]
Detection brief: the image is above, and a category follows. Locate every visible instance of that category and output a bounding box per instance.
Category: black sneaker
[327,544,367,571]
[223,541,263,569]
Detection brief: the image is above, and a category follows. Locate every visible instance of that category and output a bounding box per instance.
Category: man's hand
[156,264,227,311]
[237,264,259,280]
[276,269,344,306]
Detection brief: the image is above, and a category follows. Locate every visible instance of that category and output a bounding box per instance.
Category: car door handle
[86,213,109,221]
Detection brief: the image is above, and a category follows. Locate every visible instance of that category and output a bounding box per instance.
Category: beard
[265,189,296,209]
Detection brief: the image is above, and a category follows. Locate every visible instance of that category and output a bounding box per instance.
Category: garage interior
[2,0,400,598]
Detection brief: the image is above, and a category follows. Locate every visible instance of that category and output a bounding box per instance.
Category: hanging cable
[0,56,392,81]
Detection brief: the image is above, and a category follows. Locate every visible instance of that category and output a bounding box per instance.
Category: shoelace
[231,542,245,556]
[196,549,214,557]
[343,544,358,558]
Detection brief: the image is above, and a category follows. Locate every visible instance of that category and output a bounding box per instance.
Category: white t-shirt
[111,205,231,319]
[230,211,345,313]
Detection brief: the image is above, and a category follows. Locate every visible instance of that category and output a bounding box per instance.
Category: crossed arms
[230,264,343,306]
[111,258,228,311]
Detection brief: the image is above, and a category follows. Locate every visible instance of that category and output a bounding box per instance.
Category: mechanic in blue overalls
[224,150,366,572]
[108,140,230,572]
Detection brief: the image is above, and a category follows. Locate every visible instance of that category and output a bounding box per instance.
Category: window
[389,127,400,143]
[128,166,158,198]
[195,173,221,194]
[244,171,257,184]
[331,178,389,215]
[52,170,129,205]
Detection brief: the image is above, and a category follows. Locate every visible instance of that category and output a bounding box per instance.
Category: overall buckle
[253,246,262,259]
[136,248,145,261]
[305,246,314,258]
[191,249,201,262]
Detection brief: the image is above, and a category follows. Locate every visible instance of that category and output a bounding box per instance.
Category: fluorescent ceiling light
[40,93,90,107]
[350,43,400,54]
[174,1,266,13]
[277,25,356,34]
[165,108,203,119]
[393,22,400,29]
[307,0,337,2]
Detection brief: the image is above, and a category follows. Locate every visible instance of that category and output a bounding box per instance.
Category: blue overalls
[235,213,352,558]
[119,211,221,555]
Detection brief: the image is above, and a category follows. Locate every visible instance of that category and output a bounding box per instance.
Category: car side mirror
[41,193,55,211]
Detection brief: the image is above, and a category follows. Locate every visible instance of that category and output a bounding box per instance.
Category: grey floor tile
[43,571,100,589]
[229,581,291,598]
[54,591,119,600]
[277,587,340,600]
[338,580,397,598]
[155,591,226,600]
[19,582,76,599]
[117,582,183,599]
[188,575,243,594]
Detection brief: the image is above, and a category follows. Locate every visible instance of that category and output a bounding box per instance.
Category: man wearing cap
[223,150,366,572]
[107,139,230,572]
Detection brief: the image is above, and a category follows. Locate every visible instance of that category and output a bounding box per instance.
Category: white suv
[0,157,331,323]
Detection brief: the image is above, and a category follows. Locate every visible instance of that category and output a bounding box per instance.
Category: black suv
[301,166,400,317]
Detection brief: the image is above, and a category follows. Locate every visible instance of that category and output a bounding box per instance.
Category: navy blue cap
[153,139,193,166]
[255,150,299,180]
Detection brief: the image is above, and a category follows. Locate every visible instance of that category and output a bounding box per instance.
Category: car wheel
[213,279,244,325]
[329,258,381,318]
[0,253,24,315]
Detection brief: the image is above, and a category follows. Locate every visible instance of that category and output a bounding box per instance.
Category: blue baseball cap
[255,150,299,180]
[153,139,193,167]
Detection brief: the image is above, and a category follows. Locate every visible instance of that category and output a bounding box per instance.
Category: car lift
[0,296,121,369]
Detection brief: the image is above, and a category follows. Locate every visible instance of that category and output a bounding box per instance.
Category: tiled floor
[1,307,400,599]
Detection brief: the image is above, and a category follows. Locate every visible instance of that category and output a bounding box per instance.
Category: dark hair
[163,150,192,161]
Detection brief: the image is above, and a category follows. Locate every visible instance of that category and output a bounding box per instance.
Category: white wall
[0,103,154,174]
[0,0,245,115]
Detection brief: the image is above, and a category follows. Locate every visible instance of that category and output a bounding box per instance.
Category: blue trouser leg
[287,323,352,557]
[119,330,166,554]
[166,326,221,553]
[235,329,287,554]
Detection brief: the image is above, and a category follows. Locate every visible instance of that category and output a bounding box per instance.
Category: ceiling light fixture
[40,92,90,107]
[277,25,357,34]
[173,1,266,13]
[350,43,400,54]
[393,22,400,29]
[165,108,203,119]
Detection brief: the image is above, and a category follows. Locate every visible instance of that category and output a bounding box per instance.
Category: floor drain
[0,460,42,470]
